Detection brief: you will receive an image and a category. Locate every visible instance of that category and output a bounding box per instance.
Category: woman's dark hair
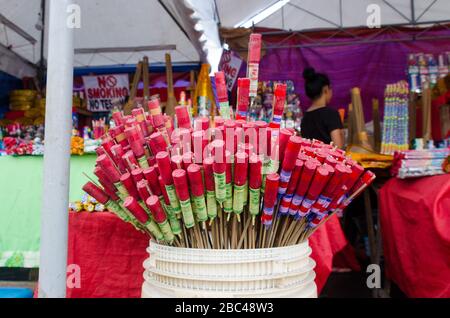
[303,67,330,100]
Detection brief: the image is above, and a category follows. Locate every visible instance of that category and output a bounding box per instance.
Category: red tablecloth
[66,212,359,298]
[379,174,450,298]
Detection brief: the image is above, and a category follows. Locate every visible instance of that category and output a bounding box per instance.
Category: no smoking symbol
[106,76,117,87]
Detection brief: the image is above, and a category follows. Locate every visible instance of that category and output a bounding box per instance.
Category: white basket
[141,240,317,298]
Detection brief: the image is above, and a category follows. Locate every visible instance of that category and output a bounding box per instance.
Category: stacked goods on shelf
[407,53,450,93]
[0,123,45,155]
[9,90,37,112]
[69,193,106,212]
[391,147,450,178]
[82,100,375,249]
[381,81,410,155]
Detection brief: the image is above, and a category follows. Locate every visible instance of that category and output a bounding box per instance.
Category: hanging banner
[219,50,243,91]
[82,74,130,112]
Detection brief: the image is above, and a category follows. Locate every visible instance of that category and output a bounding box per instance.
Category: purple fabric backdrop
[239,28,450,121]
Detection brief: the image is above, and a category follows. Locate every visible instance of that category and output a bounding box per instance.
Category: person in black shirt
[300,67,344,148]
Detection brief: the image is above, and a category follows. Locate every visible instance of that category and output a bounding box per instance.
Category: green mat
[0,154,96,267]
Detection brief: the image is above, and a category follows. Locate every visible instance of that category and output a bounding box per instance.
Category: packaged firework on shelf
[69,193,106,213]
[82,99,375,249]
[381,80,410,155]
[254,80,301,130]
[391,141,450,178]
[0,123,45,156]
[407,52,450,93]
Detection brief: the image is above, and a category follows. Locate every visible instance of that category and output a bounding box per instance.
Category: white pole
[38,0,74,298]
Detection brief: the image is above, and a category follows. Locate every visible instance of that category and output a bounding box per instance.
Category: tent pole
[38,0,74,298]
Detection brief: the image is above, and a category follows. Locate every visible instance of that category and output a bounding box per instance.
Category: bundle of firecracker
[381,81,410,155]
[391,148,450,178]
[82,99,375,249]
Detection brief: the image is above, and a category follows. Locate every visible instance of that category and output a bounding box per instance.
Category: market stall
[1,0,449,300]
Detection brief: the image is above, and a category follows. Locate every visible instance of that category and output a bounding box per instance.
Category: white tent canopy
[2,0,448,79]
[217,0,450,30]
[0,0,207,78]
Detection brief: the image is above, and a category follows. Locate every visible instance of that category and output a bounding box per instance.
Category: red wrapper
[269,84,287,129]
[278,128,294,164]
[95,146,106,157]
[264,173,280,208]
[195,117,210,131]
[101,137,116,159]
[96,154,121,183]
[225,151,233,184]
[239,143,254,157]
[143,167,162,196]
[325,155,337,167]
[350,170,376,195]
[192,130,204,163]
[158,176,170,205]
[286,160,304,194]
[307,165,331,198]
[110,126,128,148]
[315,149,328,164]
[97,178,119,201]
[120,172,140,200]
[243,122,256,144]
[282,136,302,172]
[137,179,151,202]
[214,117,225,127]
[297,152,309,161]
[110,144,127,173]
[82,182,109,205]
[224,120,236,154]
[182,151,194,170]
[235,127,244,154]
[131,168,144,184]
[294,160,318,197]
[94,166,113,185]
[172,169,190,201]
[211,139,225,164]
[148,132,167,156]
[234,119,245,128]
[236,78,250,120]
[215,72,228,103]
[124,196,149,224]
[248,33,262,63]
[175,106,191,129]
[266,128,272,157]
[152,114,165,129]
[122,150,139,172]
[345,163,364,190]
[249,154,262,189]
[234,152,248,186]
[148,99,162,117]
[156,151,173,185]
[112,111,124,126]
[146,195,167,223]
[203,157,215,191]
[187,164,204,196]
[170,155,183,170]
